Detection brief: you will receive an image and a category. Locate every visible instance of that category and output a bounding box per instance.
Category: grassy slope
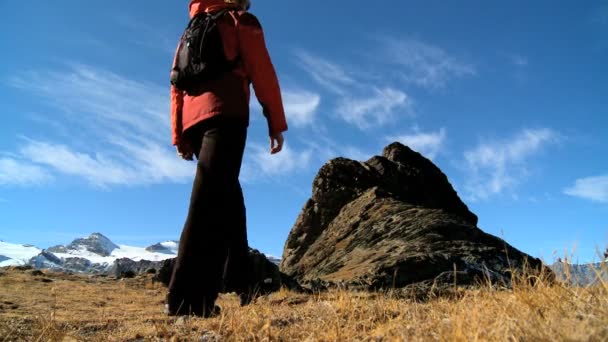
[0,268,607,341]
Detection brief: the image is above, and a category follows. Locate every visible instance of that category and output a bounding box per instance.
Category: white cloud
[241,143,312,182]
[379,38,476,89]
[0,158,51,186]
[7,64,195,187]
[564,175,608,203]
[19,140,193,187]
[301,136,373,163]
[282,90,321,127]
[463,128,558,200]
[387,128,447,160]
[293,50,355,95]
[336,87,412,130]
[10,64,168,136]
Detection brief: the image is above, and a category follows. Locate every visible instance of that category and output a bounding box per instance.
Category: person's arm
[170,85,184,147]
[237,13,288,150]
[170,46,193,160]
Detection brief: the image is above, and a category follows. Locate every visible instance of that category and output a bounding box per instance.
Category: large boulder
[154,248,298,294]
[280,143,546,290]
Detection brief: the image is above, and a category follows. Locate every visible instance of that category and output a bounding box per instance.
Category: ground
[0,267,606,341]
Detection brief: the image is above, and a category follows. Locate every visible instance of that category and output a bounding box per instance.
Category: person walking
[167,0,288,317]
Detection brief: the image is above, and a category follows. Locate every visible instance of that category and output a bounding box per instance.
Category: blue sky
[0,0,607,263]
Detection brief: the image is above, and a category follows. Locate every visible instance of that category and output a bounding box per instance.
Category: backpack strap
[209,8,230,21]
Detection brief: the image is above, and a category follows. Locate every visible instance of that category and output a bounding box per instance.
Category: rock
[13,265,33,271]
[108,258,164,278]
[230,248,282,295]
[154,258,175,285]
[29,270,44,276]
[62,257,94,273]
[154,248,300,294]
[280,142,547,291]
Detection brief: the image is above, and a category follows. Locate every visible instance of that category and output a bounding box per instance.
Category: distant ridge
[0,234,282,277]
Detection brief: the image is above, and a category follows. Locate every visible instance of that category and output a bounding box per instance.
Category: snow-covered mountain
[0,241,42,267]
[0,233,178,274]
[43,233,178,265]
[47,233,119,257]
[0,233,281,275]
[145,241,179,255]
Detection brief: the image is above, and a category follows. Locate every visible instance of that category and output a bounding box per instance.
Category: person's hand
[270,132,284,154]
[176,141,194,161]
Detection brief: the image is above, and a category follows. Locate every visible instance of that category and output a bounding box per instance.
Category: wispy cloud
[564,175,608,203]
[463,128,558,200]
[113,14,176,55]
[19,139,193,187]
[336,87,412,129]
[7,64,195,187]
[301,136,374,163]
[241,143,312,182]
[10,64,168,136]
[294,50,355,95]
[0,158,51,186]
[294,50,414,131]
[282,90,321,127]
[386,128,447,160]
[378,37,476,89]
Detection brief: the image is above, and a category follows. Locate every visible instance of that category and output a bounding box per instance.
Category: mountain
[0,233,176,275]
[0,234,282,277]
[47,232,119,257]
[145,241,179,255]
[550,260,608,286]
[0,241,42,267]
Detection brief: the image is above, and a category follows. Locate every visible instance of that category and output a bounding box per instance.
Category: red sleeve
[237,13,288,136]
[170,45,184,146]
[170,85,184,146]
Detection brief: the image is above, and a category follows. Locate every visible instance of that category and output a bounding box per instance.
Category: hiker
[166,0,288,317]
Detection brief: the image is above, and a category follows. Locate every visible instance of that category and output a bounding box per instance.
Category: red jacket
[171,0,288,146]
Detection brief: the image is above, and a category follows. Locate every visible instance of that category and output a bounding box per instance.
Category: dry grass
[0,266,607,341]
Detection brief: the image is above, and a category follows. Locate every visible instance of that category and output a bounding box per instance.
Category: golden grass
[0,266,606,341]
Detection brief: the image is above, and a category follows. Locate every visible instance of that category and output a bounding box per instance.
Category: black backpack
[170,9,239,93]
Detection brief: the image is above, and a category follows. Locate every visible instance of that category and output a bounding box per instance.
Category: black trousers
[167,118,250,313]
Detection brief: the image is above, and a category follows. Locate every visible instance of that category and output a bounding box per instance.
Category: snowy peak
[145,241,179,255]
[48,232,119,257]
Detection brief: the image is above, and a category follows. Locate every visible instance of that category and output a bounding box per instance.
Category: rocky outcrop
[108,258,164,278]
[280,143,546,291]
[155,248,300,294]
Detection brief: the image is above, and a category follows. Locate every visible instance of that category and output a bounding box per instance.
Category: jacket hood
[189,0,238,18]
